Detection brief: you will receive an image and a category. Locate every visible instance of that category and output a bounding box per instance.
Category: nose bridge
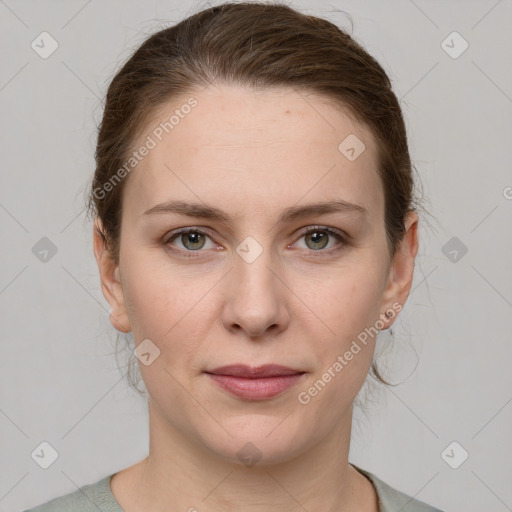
[223,234,289,336]
[233,234,280,299]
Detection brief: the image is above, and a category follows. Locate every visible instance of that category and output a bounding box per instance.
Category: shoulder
[22,474,122,512]
[352,464,445,512]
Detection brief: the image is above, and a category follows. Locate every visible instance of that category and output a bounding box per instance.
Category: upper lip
[205,364,305,378]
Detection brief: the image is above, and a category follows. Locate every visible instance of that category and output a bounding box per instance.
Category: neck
[112,398,376,512]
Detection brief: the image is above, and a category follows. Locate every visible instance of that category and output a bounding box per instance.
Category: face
[94,84,418,465]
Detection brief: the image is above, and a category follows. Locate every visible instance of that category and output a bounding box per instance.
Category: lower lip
[206,373,305,400]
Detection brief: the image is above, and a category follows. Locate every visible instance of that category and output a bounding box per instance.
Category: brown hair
[86,1,423,391]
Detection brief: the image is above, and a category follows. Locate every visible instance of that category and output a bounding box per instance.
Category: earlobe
[93,218,131,333]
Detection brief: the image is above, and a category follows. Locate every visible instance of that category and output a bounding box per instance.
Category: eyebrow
[143,199,367,223]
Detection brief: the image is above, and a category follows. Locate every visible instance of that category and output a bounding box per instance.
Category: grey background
[1,1,511,511]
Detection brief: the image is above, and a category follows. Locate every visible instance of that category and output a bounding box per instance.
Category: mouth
[204,364,306,400]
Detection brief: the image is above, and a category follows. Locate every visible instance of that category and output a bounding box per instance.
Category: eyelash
[163,225,350,259]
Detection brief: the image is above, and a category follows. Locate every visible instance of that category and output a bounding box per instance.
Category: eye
[293,226,347,253]
[165,228,217,253]
[163,225,349,259]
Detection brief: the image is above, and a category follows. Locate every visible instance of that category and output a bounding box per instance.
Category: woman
[25,2,444,511]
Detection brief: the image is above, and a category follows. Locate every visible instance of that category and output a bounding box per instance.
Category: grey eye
[304,230,330,250]
[179,231,207,250]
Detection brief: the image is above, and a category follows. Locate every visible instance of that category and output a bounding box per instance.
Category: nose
[221,244,291,339]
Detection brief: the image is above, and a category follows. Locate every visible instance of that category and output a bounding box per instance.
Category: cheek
[298,261,384,339]
[120,254,220,376]
[294,261,385,396]
[340,277,383,336]
[121,249,201,330]
[296,272,382,416]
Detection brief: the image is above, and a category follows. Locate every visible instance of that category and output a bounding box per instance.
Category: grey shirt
[23,464,444,511]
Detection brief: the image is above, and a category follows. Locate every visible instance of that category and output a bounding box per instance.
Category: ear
[93,218,131,333]
[379,210,419,328]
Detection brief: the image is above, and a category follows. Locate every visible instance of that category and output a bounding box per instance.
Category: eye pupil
[182,231,205,250]
[306,230,328,250]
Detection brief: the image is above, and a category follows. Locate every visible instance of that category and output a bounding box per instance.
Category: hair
[86,1,426,396]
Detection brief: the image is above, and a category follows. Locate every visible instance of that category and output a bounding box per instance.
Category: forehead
[123,84,384,221]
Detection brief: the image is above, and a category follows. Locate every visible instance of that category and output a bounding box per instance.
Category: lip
[206,364,303,378]
[205,364,306,400]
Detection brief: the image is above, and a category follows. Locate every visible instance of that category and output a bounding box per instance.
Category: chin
[197,418,313,468]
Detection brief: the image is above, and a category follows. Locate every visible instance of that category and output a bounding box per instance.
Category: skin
[93,84,418,512]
